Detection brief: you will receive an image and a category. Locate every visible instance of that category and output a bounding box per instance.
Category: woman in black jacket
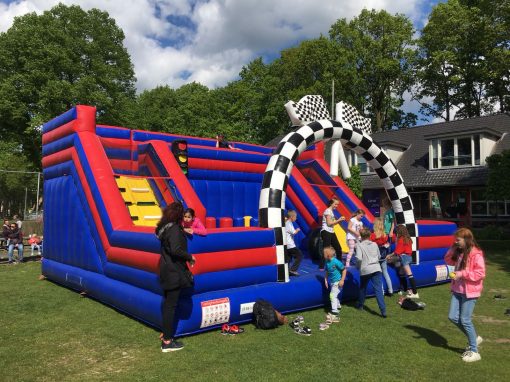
[156,201,196,352]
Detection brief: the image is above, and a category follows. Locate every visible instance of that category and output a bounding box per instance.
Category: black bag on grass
[253,299,279,329]
[400,298,425,311]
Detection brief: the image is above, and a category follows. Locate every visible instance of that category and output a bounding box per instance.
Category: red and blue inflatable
[41,105,456,336]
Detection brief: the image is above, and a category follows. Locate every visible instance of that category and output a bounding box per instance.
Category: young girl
[370,218,393,296]
[346,209,365,267]
[320,197,345,270]
[388,225,418,298]
[181,208,207,236]
[445,228,485,363]
[285,210,303,276]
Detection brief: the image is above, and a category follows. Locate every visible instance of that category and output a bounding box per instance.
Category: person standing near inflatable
[320,197,345,270]
[445,228,485,363]
[285,210,303,276]
[370,218,393,296]
[323,246,346,322]
[156,202,196,352]
[382,199,395,237]
[346,209,365,267]
[355,228,387,318]
[389,225,419,298]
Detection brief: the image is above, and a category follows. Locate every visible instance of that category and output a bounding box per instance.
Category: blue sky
[1,0,445,122]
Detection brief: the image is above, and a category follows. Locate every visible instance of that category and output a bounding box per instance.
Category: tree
[345,165,363,198]
[0,3,136,168]
[329,9,417,131]
[485,150,510,206]
[417,0,509,120]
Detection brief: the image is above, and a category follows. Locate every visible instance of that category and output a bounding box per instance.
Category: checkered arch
[259,119,418,282]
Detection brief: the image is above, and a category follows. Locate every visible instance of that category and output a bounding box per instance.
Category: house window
[471,189,510,216]
[430,135,481,169]
[348,151,373,174]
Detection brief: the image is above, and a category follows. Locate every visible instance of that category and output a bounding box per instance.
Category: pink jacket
[182,217,207,236]
[444,246,485,298]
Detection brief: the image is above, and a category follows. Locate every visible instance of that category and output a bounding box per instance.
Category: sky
[0,0,444,121]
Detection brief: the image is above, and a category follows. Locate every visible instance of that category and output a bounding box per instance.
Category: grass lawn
[1,244,509,382]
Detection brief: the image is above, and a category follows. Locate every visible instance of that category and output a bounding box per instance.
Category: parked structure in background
[341,114,510,227]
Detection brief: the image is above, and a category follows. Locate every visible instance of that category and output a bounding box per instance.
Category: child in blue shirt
[324,246,346,320]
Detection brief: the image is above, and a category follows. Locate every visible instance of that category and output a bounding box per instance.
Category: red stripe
[99,136,133,149]
[192,247,276,275]
[418,220,456,226]
[109,159,132,171]
[42,147,74,168]
[418,235,455,249]
[287,186,318,228]
[107,247,160,272]
[42,120,76,144]
[189,157,267,173]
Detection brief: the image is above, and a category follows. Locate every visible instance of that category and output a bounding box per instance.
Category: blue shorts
[400,254,413,266]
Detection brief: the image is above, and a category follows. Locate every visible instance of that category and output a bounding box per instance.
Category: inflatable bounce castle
[41,96,456,336]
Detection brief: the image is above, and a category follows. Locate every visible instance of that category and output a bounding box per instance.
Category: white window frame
[347,151,373,174]
[429,135,481,169]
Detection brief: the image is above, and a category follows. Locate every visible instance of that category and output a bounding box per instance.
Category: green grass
[1,247,509,382]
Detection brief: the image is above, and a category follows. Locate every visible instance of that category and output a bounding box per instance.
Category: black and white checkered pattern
[284,95,330,126]
[261,98,418,282]
[336,101,372,135]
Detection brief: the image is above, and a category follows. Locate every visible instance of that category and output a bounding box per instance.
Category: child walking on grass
[324,246,346,323]
[444,228,485,363]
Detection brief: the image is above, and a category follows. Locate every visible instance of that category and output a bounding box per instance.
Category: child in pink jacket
[444,227,485,363]
[182,208,207,236]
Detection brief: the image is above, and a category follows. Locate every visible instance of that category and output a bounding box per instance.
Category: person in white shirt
[285,210,303,276]
[320,197,345,270]
[346,209,365,267]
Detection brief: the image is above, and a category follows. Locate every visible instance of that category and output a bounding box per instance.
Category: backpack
[400,298,425,311]
[253,299,279,329]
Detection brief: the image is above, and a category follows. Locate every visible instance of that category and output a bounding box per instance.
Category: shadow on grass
[478,241,510,273]
[404,325,464,354]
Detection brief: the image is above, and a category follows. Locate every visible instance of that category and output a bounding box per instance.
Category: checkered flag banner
[284,95,330,126]
[336,101,372,135]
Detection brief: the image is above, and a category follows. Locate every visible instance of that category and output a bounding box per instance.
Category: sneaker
[289,319,301,330]
[327,313,340,323]
[462,351,481,363]
[161,340,184,352]
[465,336,483,351]
[407,292,420,299]
[385,292,394,297]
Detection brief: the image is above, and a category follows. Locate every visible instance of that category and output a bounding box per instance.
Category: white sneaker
[462,351,481,363]
[407,292,420,299]
[465,336,483,351]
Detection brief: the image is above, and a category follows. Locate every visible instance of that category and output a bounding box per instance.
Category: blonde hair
[286,210,297,219]
[372,218,384,238]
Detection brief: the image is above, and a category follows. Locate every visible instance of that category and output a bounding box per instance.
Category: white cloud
[0,0,432,92]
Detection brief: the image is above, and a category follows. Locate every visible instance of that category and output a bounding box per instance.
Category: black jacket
[7,228,23,245]
[157,222,193,290]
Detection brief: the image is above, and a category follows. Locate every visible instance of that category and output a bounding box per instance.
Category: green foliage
[0,3,136,167]
[329,9,417,131]
[485,150,510,202]
[417,0,510,120]
[475,224,507,240]
[345,165,363,198]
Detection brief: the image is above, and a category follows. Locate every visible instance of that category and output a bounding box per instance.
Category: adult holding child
[444,228,485,363]
[156,201,196,352]
[320,197,345,270]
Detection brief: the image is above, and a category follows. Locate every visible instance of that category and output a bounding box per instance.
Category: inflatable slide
[41,103,456,336]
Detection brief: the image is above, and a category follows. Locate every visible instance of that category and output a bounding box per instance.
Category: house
[349,114,510,227]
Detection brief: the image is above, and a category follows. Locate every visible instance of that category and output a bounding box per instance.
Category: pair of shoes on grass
[464,336,483,351]
[161,339,184,352]
[221,324,245,335]
[289,316,311,336]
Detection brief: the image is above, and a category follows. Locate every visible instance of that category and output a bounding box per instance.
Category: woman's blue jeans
[448,292,479,352]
